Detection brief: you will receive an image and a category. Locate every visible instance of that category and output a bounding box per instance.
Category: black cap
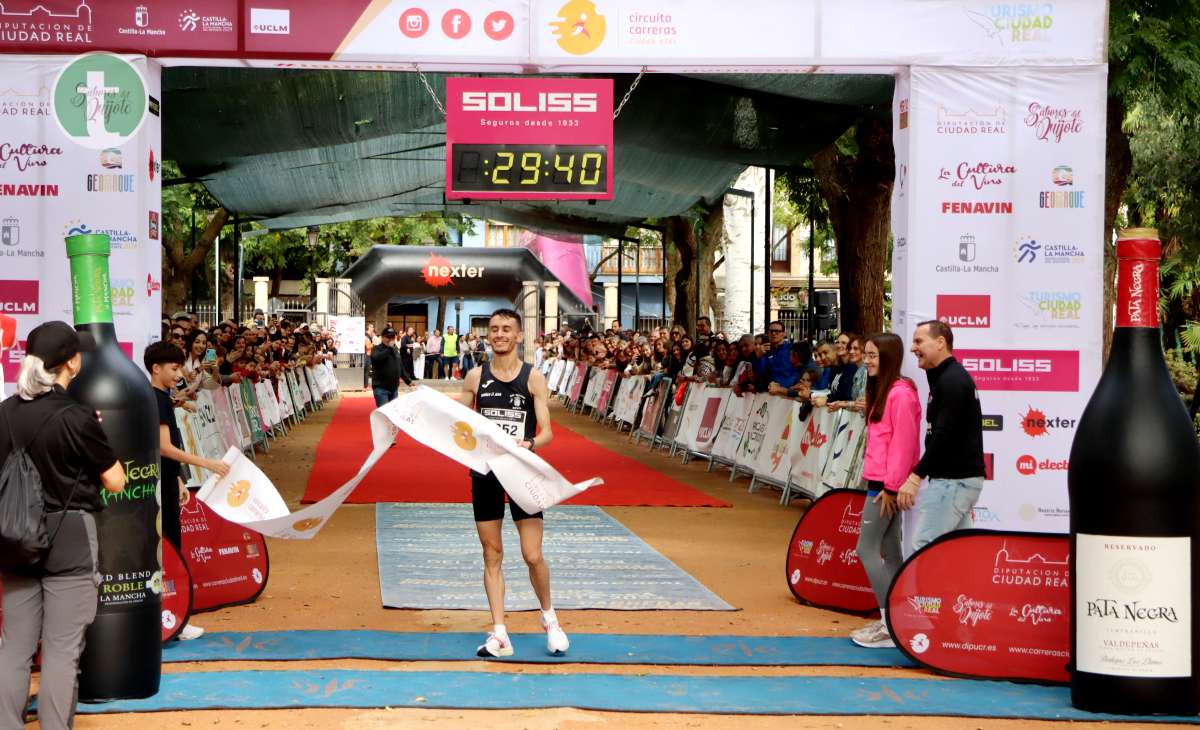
[27,321,95,369]
[381,326,397,338]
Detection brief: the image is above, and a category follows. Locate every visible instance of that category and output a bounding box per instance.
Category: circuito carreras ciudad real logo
[550,0,606,55]
[52,53,148,149]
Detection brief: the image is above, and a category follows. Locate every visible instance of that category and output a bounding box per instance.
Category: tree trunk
[812,116,894,336]
[436,296,448,334]
[665,209,721,333]
[1103,93,1133,362]
[161,207,229,315]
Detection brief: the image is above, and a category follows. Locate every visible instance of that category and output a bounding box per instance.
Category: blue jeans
[373,386,397,408]
[911,477,984,552]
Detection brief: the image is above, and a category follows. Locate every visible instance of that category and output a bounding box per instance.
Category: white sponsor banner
[690,387,730,455]
[614,375,646,425]
[327,316,365,355]
[733,393,773,472]
[710,392,754,463]
[894,65,1106,532]
[818,410,868,493]
[323,1,1104,68]
[255,380,280,429]
[226,384,253,449]
[547,359,567,393]
[276,378,295,419]
[305,367,323,402]
[0,55,162,397]
[790,406,838,496]
[199,387,602,537]
[287,369,310,408]
[318,362,338,395]
[673,384,708,449]
[752,398,800,484]
[582,367,603,409]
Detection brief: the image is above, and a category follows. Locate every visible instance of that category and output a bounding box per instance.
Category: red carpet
[301,397,731,507]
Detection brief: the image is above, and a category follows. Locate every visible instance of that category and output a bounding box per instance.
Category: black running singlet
[475,361,537,441]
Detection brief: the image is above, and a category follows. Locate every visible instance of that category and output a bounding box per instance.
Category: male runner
[457,308,569,658]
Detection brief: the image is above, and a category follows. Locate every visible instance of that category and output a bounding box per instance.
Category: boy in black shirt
[144,342,229,640]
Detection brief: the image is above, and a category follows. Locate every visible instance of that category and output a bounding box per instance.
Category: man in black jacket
[897,320,986,549]
[370,327,410,406]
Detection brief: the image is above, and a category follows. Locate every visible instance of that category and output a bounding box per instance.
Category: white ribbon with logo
[198,386,602,538]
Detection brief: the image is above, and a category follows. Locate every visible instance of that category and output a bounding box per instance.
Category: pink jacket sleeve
[883,385,923,493]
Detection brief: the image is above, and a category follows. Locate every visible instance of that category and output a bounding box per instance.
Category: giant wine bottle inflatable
[66,233,162,700]
[1068,228,1200,714]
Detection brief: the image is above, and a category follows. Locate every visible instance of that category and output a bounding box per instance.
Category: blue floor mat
[78,669,1200,722]
[163,630,916,667]
[376,503,733,610]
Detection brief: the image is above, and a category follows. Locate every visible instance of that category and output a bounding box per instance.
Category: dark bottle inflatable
[66,233,163,700]
[1068,228,1200,714]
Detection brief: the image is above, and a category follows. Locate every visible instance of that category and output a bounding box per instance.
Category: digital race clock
[451,144,608,195]
[445,78,614,201]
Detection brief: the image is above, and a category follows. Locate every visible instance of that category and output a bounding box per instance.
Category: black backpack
[0,405,79,570]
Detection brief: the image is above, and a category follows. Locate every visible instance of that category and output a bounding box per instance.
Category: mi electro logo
[461,91,598,113]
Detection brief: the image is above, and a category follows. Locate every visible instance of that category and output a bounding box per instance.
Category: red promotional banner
[445,77,614,201]
[887,530,1070,684]
[160,537,192,643]
[785,489,878,614]
[180,494,269,612]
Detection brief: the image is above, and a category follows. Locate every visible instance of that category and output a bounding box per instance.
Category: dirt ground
[74,391,1187,729]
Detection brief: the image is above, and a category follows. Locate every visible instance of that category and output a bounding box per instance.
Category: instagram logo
[399,8,428,38]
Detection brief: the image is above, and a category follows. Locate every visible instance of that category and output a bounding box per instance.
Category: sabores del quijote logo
[1024,102,1083,143]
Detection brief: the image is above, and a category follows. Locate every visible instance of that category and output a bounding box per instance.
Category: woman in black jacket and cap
[0,321,126,730]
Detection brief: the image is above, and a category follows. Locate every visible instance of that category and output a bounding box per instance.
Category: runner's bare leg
[516,517,552,611]
[476,519,506,626]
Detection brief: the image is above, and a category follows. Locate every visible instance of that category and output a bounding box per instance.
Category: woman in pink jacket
[850,332,922,649]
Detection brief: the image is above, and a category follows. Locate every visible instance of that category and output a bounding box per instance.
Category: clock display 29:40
[451,144,609,194]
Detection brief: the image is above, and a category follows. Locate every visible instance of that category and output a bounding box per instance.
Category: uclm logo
[957,349,1079,392]
[936,294,990,328]
[461,91,598,113]
[0,280,37,314]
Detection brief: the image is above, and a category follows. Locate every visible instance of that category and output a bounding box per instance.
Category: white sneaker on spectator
[476,632,514,658]
[543,618,570,655]
[179,623,205,641]
[851,621,895,649]
[850,620,884,642]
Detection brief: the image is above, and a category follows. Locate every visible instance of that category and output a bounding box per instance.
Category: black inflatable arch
[344,245,592,317]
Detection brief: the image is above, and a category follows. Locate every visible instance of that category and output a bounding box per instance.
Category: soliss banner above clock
[445,77,614,201]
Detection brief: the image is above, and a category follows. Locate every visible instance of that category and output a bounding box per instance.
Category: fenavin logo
[981,415,1004,431]
[550,0,606,55]
[52,53,148,150]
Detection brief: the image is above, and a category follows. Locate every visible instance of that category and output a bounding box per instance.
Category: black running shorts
[470,471,543,522]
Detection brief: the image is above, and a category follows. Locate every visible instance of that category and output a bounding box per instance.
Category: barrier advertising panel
[785,489,877,614]
[180,497,270,612]
[887,530,1070,684]
[160,538,192,643]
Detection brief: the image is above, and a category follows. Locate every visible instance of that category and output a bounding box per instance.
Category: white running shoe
[850,620,884,642]
[851,621,895,649]
[476,632,514,658]
[544,618,570,656]
[179,623,205,641]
